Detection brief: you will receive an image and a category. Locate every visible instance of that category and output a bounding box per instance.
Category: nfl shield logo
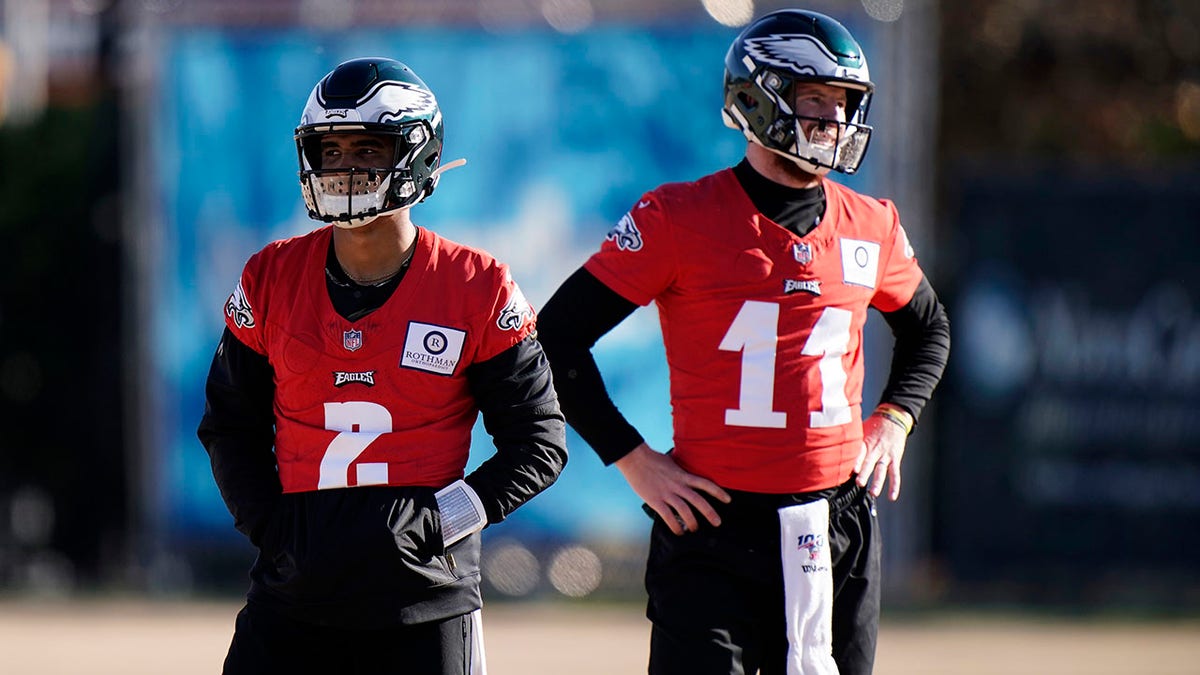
[343,329,363,352]
[793,242,813,265]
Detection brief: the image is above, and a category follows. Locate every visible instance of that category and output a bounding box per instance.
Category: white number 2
[719,301,852,430]
[319,401,393,489]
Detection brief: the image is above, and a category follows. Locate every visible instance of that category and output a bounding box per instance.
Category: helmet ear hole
[425,152,440,169]
[737,92,758,111]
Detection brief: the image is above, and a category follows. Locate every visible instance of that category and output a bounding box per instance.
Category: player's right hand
[614,443,731,536]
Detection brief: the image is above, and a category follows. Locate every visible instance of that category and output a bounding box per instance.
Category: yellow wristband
[873,407,913,435]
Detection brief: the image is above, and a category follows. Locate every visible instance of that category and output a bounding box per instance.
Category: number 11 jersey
[584,169,923,493]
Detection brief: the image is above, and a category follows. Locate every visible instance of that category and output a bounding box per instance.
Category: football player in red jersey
[197,57,567,674]
[538,10,949,675]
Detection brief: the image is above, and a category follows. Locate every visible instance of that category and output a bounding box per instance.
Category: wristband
[873,406,913,435]
[435,480,488,547]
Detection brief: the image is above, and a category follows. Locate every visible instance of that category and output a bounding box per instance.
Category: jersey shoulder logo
[497,283,534,332]
[225,281,255,329]
[606,212,644,252]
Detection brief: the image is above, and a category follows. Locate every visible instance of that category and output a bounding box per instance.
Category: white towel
[469,608,488,675]
[778,499,839,675]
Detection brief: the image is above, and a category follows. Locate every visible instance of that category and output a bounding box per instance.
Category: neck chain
[331,246,415,288]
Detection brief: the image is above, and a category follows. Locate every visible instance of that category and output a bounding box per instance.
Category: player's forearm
[879,276,951,423]
[542,343,644,464]
[197,390,282,544]
[465,338,568,524]
[196,329,282,545]
[537,268,645,465]
[465,404,566,524]
[200,433,282,544]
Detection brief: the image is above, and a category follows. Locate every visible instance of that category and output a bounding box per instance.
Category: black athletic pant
[223,603,478,675]
[645,478,881,675]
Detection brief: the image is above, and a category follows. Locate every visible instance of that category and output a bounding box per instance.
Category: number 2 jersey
[224,225,536,493]
[205,224,566,626]
[584,169,924,493]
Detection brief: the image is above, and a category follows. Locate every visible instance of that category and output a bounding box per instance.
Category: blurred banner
[143,25,883,554]
[937,169,1200,601]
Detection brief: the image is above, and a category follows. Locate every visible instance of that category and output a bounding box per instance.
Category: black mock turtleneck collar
[732,158,826,237]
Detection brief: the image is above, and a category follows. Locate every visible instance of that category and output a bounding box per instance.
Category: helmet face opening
[300,167,392,228]
[295,58,444,227]
[722,10,875,175]
[789,113,871,176]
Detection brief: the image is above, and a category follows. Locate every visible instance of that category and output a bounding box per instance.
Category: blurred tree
[0,0,125,589]
[940,0,1200,164]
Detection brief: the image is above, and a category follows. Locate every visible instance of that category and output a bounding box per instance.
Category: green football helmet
[722,9,874,175]
[295,58,446,228]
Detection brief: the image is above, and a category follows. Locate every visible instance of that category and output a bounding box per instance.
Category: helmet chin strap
[331,213,384,230]
[753,138,832,178]
[776,147,832,177]
[430,157,467,180]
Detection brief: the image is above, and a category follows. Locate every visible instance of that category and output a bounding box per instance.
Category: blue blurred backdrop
[151,26,879,548]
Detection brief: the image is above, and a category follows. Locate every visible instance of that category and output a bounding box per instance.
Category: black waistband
[725,477,867,515]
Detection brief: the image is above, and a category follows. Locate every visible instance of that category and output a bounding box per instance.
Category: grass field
[0,598,1196,674]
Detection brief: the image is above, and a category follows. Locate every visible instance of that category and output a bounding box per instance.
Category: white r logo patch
[839,238,880,289]
[401,322,466,376]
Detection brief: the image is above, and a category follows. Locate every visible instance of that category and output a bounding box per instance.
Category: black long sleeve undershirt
[196,328,280,547]
[537,269,642,465]
[464,336,567,525]
[879,276,951,421]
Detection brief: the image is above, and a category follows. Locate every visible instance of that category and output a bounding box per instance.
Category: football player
[538,10,949,675]
[198,57,567,674]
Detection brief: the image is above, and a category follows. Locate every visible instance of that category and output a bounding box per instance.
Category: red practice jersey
[223,226,536,493]
[584,169,923,493]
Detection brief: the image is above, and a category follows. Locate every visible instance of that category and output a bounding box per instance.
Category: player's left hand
[854,408,911,501]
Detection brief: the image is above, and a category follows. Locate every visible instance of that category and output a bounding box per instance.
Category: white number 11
[718,301,852,430]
